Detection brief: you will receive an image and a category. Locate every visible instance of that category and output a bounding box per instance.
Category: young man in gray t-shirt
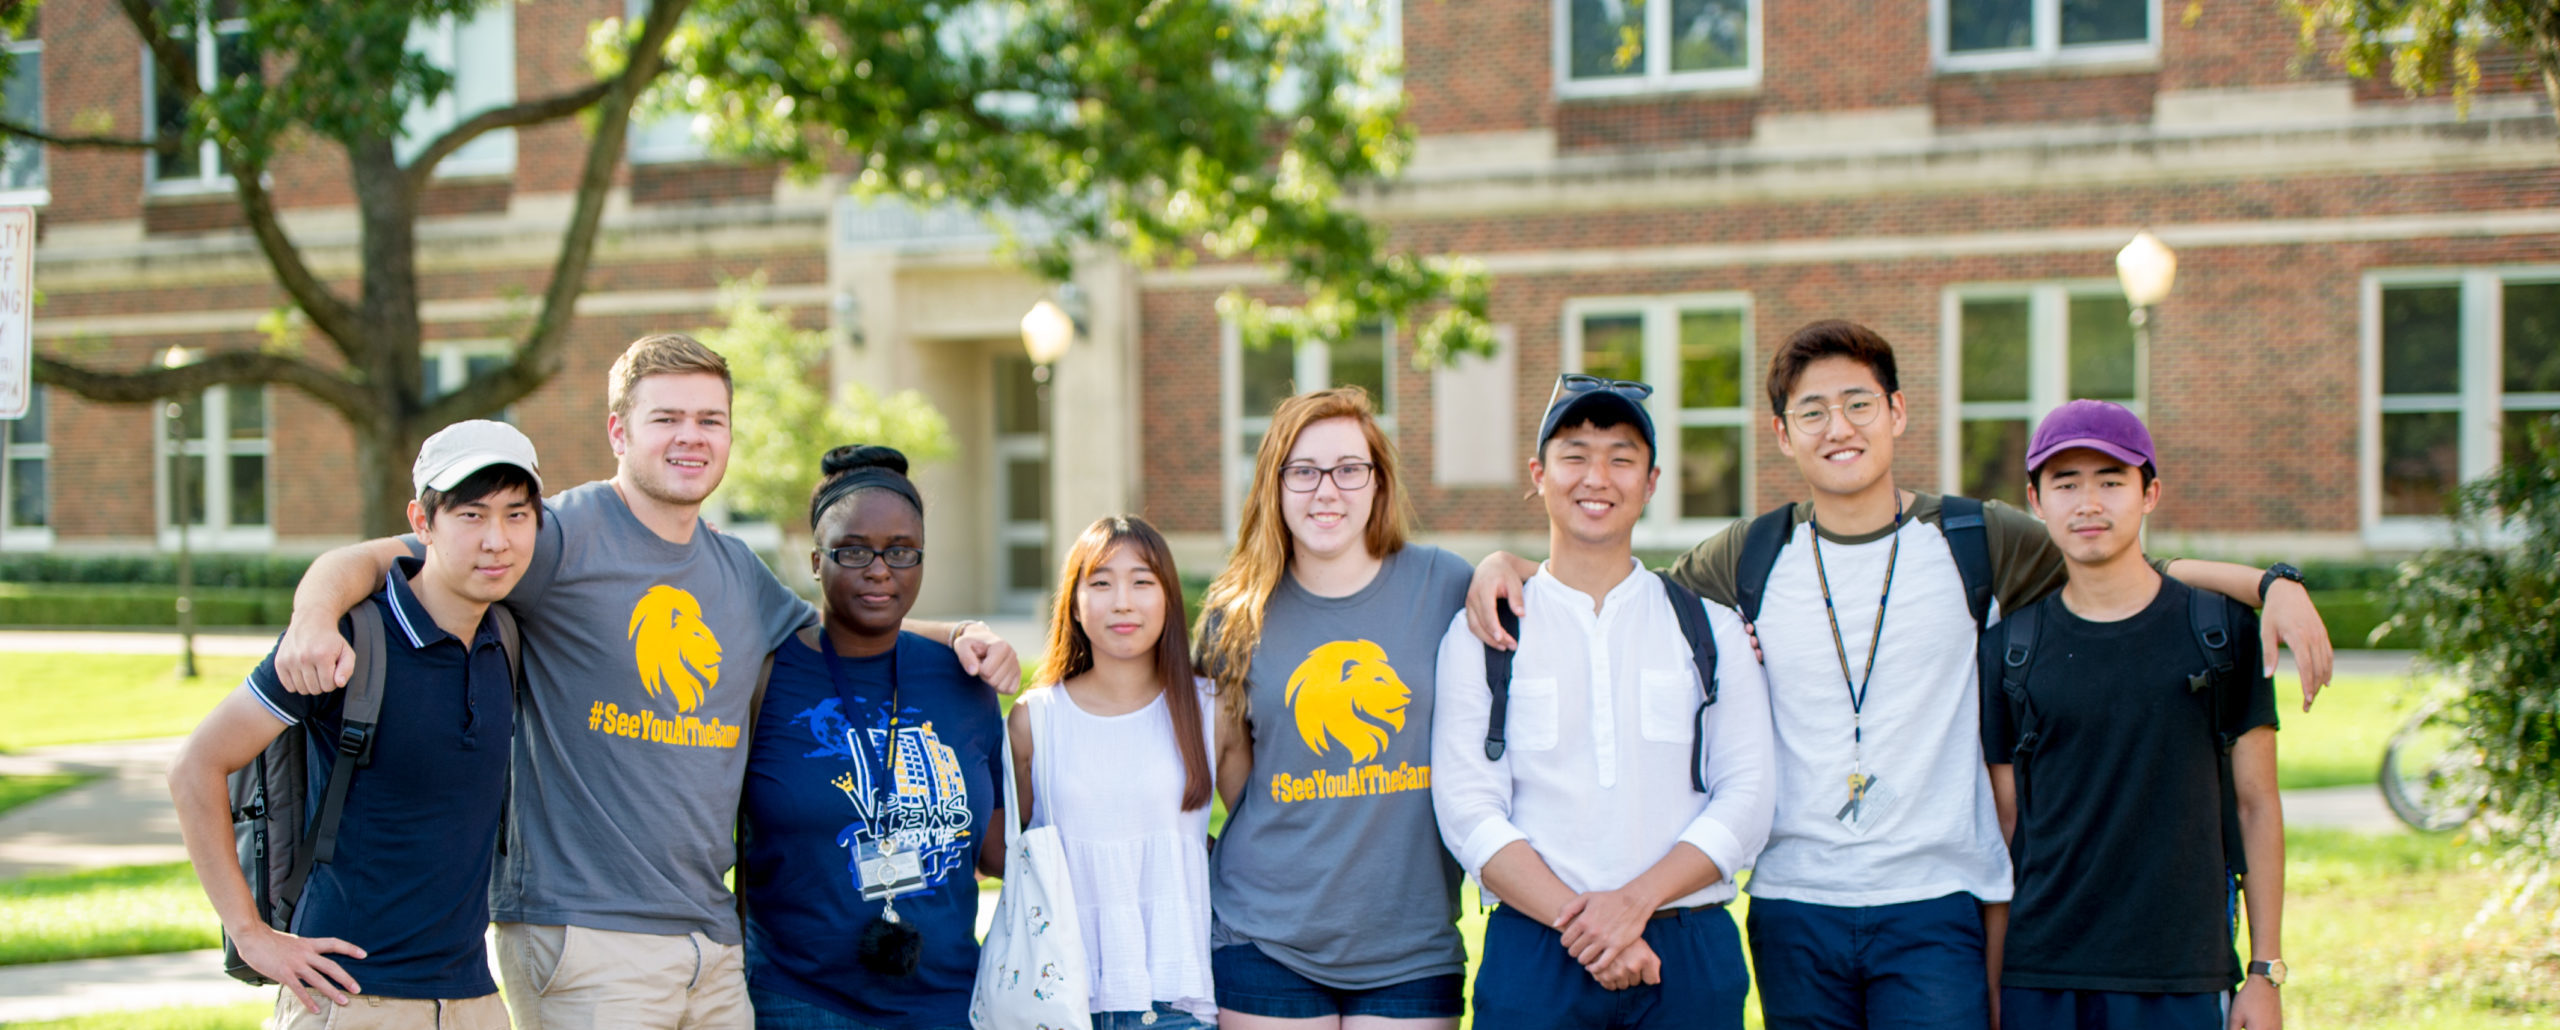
[272,335,1020,1030]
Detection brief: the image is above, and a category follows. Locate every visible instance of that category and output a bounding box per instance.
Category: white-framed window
[145,2,254,192]
[1941,282,2142,505]
[158,383,272,549]
[399,4,516,176]
[421,340,516,422]
[1,384,48,548]
[1557,0,1759,98]
[1560,294,1753,544]
[1,38,47,204]
[624,0,707,164]
[2362,270,2560,546]
[1933,0,2157,72]
[1220,320,1395,540]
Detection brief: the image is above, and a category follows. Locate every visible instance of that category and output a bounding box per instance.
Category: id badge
[855,830,926,901]
[1833,771,1898,835]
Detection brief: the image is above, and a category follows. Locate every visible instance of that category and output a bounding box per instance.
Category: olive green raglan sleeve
[1664,515,1754,609]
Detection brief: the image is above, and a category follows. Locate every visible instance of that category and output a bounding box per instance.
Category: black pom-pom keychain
[856,896,923,976]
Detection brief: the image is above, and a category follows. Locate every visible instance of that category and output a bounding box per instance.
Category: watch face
[2257,959,2289,984]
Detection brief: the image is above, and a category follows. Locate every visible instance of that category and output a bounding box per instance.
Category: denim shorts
[1092,1002,1212,1030]
[748,981,969,1030]
[1211,943,1465,1020]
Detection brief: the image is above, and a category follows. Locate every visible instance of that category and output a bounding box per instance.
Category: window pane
[994,354,1043,436]
[6,456,43,527]
[1960,418,2030,504]
[4,49,42,191]
[1960,298,2030,403]
[2382,285,2461,395]
[2381,411,2460,517]
[11,385,43,446]
[229,453,267,526]
[173,394,206,442]
[1669,0,1749,72]
[1678,309,1744,410]
[1004,457,1045,523]
[1332,325,1391,412]
[2508,411,2560,469]
[1006,543,1047,594]
[1949,0,2032,52]
[1569,0,1645,80]
[1239,429,1266,469]
[464,353,509,385]
[2066,294,2138,401]
[153,70,199,182]
[2060,0,2147,45]
[2503,282,2560,394]
[1679,425,1743,519]
[227,385,264,439]
[1239,340,1299,420]
[168,454,207,526]
[1580,313,1644,384]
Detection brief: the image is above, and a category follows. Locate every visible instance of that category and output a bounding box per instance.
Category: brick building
[4,0,2557,616]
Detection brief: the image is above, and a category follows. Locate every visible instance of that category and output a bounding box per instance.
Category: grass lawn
[2280,828,2560,1028]
[0,772,95,817]
[2,1002,270,1029]
[2277,674,2427,791]
[0,862,215,966]
[0,653,258,752]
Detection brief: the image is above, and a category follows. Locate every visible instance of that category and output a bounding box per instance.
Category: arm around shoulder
[274,539,410,696]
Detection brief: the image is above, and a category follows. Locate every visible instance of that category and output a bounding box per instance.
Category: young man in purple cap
[1432,374,1774,1030]
[1981,400,2284,1030]
[169,420,543,1030]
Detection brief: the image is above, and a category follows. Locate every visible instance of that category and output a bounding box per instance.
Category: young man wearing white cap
[1982,400,2284,1029]
[169,420,543,1030]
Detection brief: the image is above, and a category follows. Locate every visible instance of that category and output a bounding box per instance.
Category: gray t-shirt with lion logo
[1206,544,1471,989]
[477,480,814,943]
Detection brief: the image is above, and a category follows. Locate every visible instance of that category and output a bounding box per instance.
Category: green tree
[2388,417,2560,895]
[2287,0,2560,128]
[13,0,1490,535]
[704,274,952,546]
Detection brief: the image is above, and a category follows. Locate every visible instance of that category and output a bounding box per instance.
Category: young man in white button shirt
[1432,375,1775,1030]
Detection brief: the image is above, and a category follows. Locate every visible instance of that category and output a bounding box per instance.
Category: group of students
[163,320,2330,1030]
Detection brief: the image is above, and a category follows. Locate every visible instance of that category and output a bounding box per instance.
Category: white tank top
[1023,678,1218,1021]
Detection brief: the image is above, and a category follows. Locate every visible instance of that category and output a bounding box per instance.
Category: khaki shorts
[268,991,508,1030]
[493,923,750,1030]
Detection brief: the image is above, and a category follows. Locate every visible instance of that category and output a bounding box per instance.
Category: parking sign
[0,206,30,420]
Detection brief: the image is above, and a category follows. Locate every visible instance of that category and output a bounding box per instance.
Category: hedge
[0,583,294,628]
[0,553,316,589]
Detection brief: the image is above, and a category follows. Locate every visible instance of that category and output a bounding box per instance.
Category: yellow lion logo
[628,585,722,713]
[1284,640,1410,763]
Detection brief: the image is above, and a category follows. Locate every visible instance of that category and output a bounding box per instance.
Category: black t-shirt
[1978,577,2278,994]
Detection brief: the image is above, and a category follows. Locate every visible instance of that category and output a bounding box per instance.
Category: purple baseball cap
[2025,399,2155,475]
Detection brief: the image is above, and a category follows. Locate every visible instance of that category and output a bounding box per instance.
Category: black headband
[809,467,923,529]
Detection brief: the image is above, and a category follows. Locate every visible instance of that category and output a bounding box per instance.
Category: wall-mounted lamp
[1020,282,1086,381]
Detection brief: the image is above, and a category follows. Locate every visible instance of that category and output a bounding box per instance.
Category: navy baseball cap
[2025,399,2155,476]
[1537,374,1657,464]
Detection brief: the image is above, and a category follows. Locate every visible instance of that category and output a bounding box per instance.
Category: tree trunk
[2539,17,2560,139]
[354,417,422,538]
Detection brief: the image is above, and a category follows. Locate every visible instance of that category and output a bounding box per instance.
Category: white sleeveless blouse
[1021,679,1217,1021]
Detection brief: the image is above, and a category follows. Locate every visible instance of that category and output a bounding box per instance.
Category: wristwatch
[2257,562,2304,606]
[947,619,985,646]
[2248,959,2288,986]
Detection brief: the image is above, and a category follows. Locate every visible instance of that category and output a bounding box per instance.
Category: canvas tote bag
[970,700,1093,1030]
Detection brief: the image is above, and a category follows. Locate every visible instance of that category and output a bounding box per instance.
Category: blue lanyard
[819,632,901,821]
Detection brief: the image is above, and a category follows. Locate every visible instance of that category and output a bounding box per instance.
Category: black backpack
[1481,570,1720,793]
[222,601,521,985]
[1732,495,1995,632]
[1989,589,2249,875]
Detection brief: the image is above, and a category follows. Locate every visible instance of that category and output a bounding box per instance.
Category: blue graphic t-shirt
[740,630,1004,1027]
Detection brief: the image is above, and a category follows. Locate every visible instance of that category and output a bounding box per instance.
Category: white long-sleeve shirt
[1431,560,1775,908]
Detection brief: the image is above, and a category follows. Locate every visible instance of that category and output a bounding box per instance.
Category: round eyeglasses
[1279,461,1376,493]
[823,545,924,570]
[1785,392,1888,434]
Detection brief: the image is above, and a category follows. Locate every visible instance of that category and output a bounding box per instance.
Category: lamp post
[161,345,199,679]
[2115,231,2177,395]
[1019,283,1083,382]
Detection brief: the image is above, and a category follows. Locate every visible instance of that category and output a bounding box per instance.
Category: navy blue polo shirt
[245,557,515,999]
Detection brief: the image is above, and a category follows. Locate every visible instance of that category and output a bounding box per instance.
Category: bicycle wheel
[2378,701,2480,833]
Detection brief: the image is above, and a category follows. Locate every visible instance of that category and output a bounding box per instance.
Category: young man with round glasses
[1465,321,2334,1029]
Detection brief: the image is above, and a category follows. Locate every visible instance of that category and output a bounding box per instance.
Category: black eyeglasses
[1280,462,1377,493]
[1547,373,1655,415]
[823,545,924,570]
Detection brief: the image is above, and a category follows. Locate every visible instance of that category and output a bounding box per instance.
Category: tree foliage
[704,275,952,532]
[2287,0,2560,125]
[2388,417,2560,897]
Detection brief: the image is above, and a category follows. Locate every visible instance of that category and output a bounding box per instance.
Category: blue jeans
[2000,988,2225,1030]
[1469,904,1748,1030]
[749,982,969,1030]
[1746,892,1991,1030]
[1212,943,1466,1019]
[1092,1002,1212,1030]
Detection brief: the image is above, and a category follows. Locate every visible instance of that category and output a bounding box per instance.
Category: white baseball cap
[412,419,543,496]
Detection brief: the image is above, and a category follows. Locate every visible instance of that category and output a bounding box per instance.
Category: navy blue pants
[2000,987,2224,1030]
[1746,892,1990,1030]
[1470,904,1748,1030]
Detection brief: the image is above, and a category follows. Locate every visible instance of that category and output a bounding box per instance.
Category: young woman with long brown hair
[1196,387,1471,1030]
[1009,514,1218,1029]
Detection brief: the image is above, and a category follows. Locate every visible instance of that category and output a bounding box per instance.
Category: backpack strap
[306,600,386,869]
[1939,495,1996,631]
[1481,600,1520,761]
[2189,590,2249,877]
[1993,600,2043,858]
[1655,571,1719,794]
[488,604,523,692]
[1732,502,1796,628]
